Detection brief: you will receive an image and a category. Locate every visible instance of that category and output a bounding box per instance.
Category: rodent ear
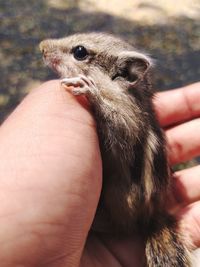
[114,51,152,83]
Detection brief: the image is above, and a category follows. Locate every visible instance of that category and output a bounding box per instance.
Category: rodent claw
[72,86,89,96]
[78,74,96,87]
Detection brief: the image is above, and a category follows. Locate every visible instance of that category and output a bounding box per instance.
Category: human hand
[154,82,200,249]
[0,81,199,267]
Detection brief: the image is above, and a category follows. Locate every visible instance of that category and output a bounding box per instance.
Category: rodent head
[39,32,152,86]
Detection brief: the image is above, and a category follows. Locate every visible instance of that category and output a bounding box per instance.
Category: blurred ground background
[0,0,200,264]
[0,0,199,121]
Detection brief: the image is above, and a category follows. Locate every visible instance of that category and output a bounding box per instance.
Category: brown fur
[40,32,191,266]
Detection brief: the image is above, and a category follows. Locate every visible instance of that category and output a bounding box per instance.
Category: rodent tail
[145,215,191,267]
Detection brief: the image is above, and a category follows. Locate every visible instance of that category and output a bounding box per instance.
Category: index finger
[154,82,200,127]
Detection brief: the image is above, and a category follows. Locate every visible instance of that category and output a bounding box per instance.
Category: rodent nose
[39,41,48,55]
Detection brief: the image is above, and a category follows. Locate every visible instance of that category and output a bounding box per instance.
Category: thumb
[0,80,102,267]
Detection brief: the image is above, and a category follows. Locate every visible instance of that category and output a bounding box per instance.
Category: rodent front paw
[61,75,97,96]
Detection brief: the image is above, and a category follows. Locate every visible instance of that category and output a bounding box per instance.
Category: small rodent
[40,32,191,266]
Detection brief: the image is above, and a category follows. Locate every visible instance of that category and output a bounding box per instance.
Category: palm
[81,233,145,267]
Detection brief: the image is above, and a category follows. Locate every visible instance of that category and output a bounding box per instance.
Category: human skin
[0,80,199,267]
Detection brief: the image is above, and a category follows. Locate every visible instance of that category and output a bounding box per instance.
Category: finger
[0,80,102,266]
[166,118,200,165]
[154,82,200,127]
[179,201,200,248]
[171,166,200,208]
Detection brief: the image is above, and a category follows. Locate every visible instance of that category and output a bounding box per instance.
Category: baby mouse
[40,32,191,266]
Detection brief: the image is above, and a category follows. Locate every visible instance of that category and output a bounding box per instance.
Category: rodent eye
[72,45,88,60]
